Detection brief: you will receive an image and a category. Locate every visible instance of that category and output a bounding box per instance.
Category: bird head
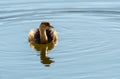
[39,21,54,30]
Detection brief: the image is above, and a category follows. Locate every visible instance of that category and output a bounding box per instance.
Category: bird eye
[46,23,50,26]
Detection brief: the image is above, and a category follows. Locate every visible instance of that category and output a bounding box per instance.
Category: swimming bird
[28,21,58,44]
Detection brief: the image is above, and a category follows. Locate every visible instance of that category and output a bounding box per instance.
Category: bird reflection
[29,41,58,67]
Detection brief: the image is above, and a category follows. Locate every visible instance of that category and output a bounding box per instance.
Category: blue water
[0,0,120,79]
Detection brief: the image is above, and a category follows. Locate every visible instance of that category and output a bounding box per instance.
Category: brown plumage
[28,21,58,44]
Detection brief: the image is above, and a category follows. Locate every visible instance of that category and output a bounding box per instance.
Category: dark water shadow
[29,41,58,67]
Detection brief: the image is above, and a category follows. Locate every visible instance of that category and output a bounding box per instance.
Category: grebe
[28,21,58,44]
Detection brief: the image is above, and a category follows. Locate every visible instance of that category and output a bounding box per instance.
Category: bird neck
[39,28,48,44]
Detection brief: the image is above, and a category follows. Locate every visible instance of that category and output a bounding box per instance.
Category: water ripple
[0,6,120,21]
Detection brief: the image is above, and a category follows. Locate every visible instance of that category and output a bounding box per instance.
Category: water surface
[0,0,120,79]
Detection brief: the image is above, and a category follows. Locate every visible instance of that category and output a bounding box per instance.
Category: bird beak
[50,26,54,28]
